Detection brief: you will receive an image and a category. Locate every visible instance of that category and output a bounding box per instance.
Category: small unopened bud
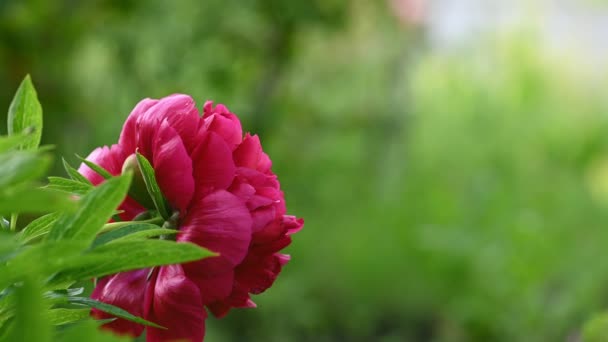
[122,153,155,209]
[121,154,139,175]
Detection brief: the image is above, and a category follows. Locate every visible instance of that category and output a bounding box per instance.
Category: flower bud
[122,153,155,210]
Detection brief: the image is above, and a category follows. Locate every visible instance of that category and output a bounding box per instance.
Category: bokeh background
[3,0,608,341]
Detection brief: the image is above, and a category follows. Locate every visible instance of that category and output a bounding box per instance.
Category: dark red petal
[178,190,252,306]
[178,190,252,269]
[251,218,283,243]
[191,132,236,198]
[182,264,235,305]
[235,253,285,295]
[145,265,206,342]
[90,270,149,338]
[153,119,195,212]
[251,235,292,255]
[206,284,255,318]
[207,252,287,318]
[284,215,304,235]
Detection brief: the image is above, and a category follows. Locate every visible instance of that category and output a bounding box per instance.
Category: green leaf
[46,308,90,326]
[68,297,165,329]
[10,276,51,342]
[51,240,214,284]
[62,158,92,185]
[136,152,170,219]
[0,134,28,153]
[76,155,112,180]
[92,223,173,248]
[0,151,51,188]
[47,173,132,245]
[0,241,87,290]
[17,212,61,244]
[105,228,177,245]
[0,186,74,215]
[47,176,93,195]
[7,75,43,150]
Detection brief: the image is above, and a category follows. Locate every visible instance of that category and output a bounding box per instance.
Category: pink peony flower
[79,94,303,342]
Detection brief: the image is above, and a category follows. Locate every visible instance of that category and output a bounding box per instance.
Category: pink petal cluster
[78,95,303,342]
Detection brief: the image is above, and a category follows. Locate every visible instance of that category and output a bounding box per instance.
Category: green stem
[99,216,163,234]
[9,213,18,232]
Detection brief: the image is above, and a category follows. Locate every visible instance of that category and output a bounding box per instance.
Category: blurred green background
[3,0,608,341]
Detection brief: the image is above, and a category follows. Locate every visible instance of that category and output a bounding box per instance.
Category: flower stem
[9,213,18,232]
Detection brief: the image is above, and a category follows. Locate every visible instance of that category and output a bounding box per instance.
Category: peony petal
[153,119,195,212]
[145,265,206,342]
[251,218,284,242]
[228,181,256,203]
[206,286,252,318]
[229,173,277,210]
[136,94,198,160]
[284,215,304,235]
[209,252,288,318]
[277,253,291,266]
[78,144,126,185]
[234,253,285,295]
[233,134,272,173]
[251,234,292,255]
[202,101,230,118]
[90,270,149,338]
[119,98,159,153]
[191,132,236,198]
[178,190,252,270]
[141,94,198,124]
[78,144,145,220]
[202,101,214,118]
[251,206,278,233]
[246,194,275,211]
[166,110,202,154]
[182,263,235,304]
[202,111,243,150]
[235,167,279,190]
